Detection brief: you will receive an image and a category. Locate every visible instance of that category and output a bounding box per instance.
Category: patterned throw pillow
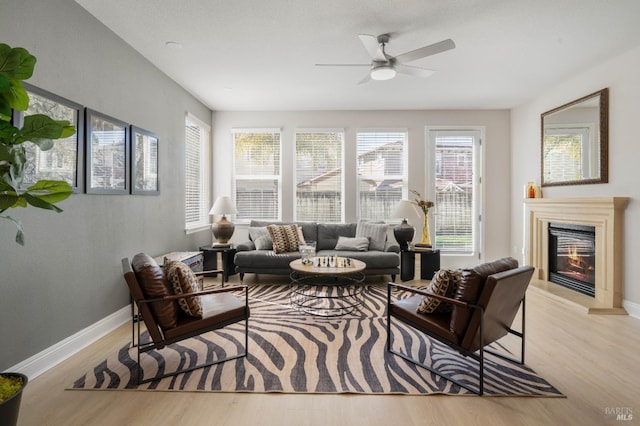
[267,224,301,253]
[164,258,203,318]
[417,269,462,314]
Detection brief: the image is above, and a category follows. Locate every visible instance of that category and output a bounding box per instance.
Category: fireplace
[524,197,628,314]
[548,223,596,297]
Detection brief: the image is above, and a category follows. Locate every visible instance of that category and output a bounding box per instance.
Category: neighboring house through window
[357,130,408,221]
[184,113,211,233]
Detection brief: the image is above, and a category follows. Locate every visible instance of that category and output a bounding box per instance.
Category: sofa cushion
[131,253,178,330]
[164,258,203,318]
[248,226,273,250]
[250,220,318,243]
[334,236,369,251]
[417,269,461,314]
[268,224,301,253]
[317,223,357,250]
[355,221,388,251]
[450,257,519,337]
[316,249,399,269]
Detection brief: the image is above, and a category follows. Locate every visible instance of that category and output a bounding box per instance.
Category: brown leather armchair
[123,253,250,384]
[386,257,534,395]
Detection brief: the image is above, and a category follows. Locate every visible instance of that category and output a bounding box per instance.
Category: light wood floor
[18,273,640,426]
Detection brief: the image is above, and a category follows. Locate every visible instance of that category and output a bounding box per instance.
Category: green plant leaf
[15,114,71,145]
[0,192,19,209]
[0,121,18,143]
[22,192,64,212]
[6,80,28,111]
[25,180,73,203]
[0,45,36,80]
[0,74,9,93]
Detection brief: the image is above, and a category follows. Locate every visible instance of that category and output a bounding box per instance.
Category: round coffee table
[289,257,366,317]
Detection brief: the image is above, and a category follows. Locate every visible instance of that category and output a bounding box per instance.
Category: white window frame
[356,128,408,221]
[426,126,483,265]
[293,128,345,223]
[184,113,211,234]
[232,128,282,223]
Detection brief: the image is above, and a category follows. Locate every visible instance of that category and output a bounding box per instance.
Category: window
[543,124,595,182]
[357,130,407,221]
[295,129,344,222]
[233,129,281,221]
[428,128,482,258]
[184,113,210,232]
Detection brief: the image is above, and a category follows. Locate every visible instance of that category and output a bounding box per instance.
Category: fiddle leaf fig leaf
[0,44,36,80]
[25,180,73,204]
[15,114,71,146]
[22,192,64,212]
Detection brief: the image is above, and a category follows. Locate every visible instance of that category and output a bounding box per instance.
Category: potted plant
[0,373,28,426]
[0,43,74,245]
[0,42,75,425]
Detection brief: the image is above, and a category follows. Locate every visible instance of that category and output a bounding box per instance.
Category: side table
[199,245,237,283]
[400,249,441,281]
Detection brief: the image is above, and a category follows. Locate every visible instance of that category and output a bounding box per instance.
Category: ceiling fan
[316,34,455,84]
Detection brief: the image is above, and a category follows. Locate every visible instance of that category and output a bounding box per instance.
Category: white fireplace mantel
[524,197,629,314]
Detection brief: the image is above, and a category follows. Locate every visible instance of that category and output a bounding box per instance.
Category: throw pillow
[248,226,273,250]
[417,269,462,314]
[334,236,369,251]
[267,224,301,253]
[355,221,387,251]
[164,258,203,318]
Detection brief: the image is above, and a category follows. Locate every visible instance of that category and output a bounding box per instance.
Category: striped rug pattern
[71,284,563,396]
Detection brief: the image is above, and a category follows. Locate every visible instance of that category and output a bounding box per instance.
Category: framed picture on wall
[12,83,85,192]
[85,109,130,194]
[130,126,159,194]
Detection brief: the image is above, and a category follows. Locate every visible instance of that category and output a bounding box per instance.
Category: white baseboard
[6,306,130,380]
[623,299,640,320]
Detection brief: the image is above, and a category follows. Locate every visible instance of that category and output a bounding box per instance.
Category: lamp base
[393,219,415,251]
[212,215,235,245]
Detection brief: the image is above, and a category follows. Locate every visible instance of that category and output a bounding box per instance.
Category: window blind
[356,131,407,221]
[295,130,343,222]
[185,115,210,229]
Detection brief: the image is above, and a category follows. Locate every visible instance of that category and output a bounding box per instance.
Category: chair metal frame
[123,258,249,384]
[386,282,525,396]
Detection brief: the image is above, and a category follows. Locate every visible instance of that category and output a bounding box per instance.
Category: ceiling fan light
[370,64,396,80]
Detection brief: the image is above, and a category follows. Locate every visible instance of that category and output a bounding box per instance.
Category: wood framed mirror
[541,88,608,187]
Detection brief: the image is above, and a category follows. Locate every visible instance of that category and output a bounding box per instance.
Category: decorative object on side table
[410,189,434,246]
[392,199,417,250]
[209,196,238,245]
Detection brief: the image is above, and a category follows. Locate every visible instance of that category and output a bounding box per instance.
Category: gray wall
[0,0,212,370]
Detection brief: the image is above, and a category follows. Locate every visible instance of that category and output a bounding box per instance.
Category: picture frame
[12,83,85,192]
[130,126,159,194]
[85,108,130,194]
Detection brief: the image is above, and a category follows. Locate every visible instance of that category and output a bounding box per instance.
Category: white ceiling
[76,0,640,111]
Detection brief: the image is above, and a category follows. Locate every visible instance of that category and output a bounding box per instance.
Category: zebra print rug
[71,284,563,396]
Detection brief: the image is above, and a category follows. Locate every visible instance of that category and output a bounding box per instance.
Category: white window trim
[184,112,211,234]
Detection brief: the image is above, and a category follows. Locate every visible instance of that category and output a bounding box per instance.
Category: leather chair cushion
[449,257,519,337]
[165,292,248,340]
[164,258,203,318]
[131,253,179,329]
[391,295,459,345]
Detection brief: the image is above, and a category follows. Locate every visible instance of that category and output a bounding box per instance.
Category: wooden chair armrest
[387,282,469,308]
[194,269,224,276]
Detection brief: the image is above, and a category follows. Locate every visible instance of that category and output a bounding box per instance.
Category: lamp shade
[209,196,238,216]
[392,200,417,251]
[392,199,418,219]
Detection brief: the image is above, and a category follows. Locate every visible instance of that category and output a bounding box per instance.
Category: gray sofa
[234,220,400,281]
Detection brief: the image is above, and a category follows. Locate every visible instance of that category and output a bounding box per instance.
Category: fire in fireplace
[548,223,596,297]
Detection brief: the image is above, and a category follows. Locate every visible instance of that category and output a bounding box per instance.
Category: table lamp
[209,196,238,245]
[392,200,417,250]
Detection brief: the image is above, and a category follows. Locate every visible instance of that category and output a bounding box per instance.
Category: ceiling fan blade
[396,64,435,79]
[315,63,370,67]
[357,72,372,85]
[395,38,456,63]
[358,34,386,61]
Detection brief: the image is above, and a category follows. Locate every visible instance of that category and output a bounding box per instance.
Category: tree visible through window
[233,129,281,221]
[295,130,343,222]
[357,131,407,221]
